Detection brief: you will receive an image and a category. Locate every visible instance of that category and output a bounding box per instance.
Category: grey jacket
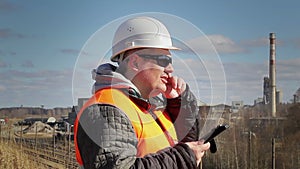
[76,63,200,169]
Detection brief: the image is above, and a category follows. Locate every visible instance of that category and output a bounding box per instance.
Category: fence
[0,124,79,169]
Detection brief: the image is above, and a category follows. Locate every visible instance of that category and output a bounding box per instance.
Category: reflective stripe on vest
[74,88,177,165]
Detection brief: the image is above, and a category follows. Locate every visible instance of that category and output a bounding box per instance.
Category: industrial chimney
[269,33,276,117]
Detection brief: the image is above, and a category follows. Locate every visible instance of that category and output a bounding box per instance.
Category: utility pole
[41,104,44,119]
[272,138,276,169]
[234,125,239,169]
[248,131,251,169]
[242,131,256,169]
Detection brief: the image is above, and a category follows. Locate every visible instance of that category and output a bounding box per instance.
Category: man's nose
[164,63,174,73]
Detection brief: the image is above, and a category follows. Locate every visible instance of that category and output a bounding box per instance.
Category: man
[74,16,210,169]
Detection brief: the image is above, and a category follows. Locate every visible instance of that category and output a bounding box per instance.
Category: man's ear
[128,54,139,71]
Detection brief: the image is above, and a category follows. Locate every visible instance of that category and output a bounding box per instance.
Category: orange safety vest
[74,88,178,165]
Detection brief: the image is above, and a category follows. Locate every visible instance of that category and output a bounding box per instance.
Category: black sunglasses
[137,54,172,67]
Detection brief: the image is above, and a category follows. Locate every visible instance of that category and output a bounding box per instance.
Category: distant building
[254,97,264,105]
[78,98,89,110]
[276,89,283,104]
[67,98,88,125]
[210,104,231,114]
[66,106,77,125]
[293,88,300,103]
[231,101,243,113]
[263,76,282,104]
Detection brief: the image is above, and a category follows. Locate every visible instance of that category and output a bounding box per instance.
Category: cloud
[0,28,25,39]
[0,85,5,92]
[0,28,11,38]
[0,60,8,68]
[183,34,292,57]
[183,34,246,55]
[240,37,269,47]
[172,57,268,104]
[10,51,16,55]
[224,62,267,81]
[171,56,227,105]
[2,69,72,81]
[221,58,300,104]
[222,62,267,103]
[218,58,300,87]
[60,49,90,59]
[21,60,34,68]
[0,0,18,11]
[0,68,74,108]
[208,35,247,54]
[0,50,17,56]
[240,36,287,48]
[277,58,300,81]
[290,38,300,49]
[60,48,80,55]
[1,55,299,108]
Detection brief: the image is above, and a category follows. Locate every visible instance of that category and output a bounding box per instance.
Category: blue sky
[1,0,300,108]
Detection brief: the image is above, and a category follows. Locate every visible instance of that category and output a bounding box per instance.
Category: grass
[0,140,46,169]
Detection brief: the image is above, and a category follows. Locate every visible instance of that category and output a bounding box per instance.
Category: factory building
[263,77,271,104]
[263,77,283,105]
[261,33,280,117]
[276,89,283,104]
[254,97,264,105]
[293,88,300,103]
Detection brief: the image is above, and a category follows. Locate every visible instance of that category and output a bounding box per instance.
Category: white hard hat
[111,16,179,62]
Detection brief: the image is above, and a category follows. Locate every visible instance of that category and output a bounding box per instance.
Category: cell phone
[200,124,229,143]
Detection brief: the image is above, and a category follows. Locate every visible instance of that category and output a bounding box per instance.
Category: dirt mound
[23,121,54,134]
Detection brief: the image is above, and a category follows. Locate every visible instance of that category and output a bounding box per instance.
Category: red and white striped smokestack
[269,33,276,117]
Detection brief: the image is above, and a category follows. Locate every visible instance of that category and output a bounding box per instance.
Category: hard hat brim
[111,46,180,62]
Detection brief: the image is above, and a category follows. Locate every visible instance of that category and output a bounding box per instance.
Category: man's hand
[185,140,210,166]
[164,76,186,98]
